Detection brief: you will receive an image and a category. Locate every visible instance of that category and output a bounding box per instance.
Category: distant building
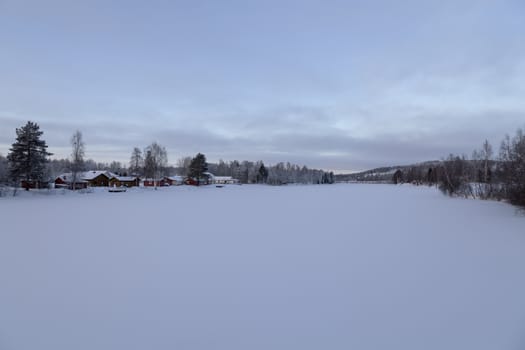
[213,176,239,184]
[164,176,184,186]
[185,172,213,186]
[184,177,199,186]
[54,173,88,189]
[55,170,120,188]
[205,172,239,185]
[143,178,169,187]
[109,176,140,188]
[82,171,116,187]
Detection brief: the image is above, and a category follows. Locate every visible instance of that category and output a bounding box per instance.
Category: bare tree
[144,142,168,188]
[70,130,85,190]
[472,140,494,199]
[129,147,143,176]
[109,161,123,174]
[176,156,192,176]
[481,139,493,183]
[438,154,471,197]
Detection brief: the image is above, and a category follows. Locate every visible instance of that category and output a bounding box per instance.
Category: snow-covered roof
[56,173,70,181]
[55,173,88,183]
[214,176,234,181]
[81,170,112,180]
[167,175,184,181]
[116,176,138,182]
[57,170,121,182]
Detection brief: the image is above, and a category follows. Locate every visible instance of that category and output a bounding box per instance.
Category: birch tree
[144,142,168,188]
[70,130,85,190]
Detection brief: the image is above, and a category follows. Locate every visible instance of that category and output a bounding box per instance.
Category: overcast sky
[1,0,524,172]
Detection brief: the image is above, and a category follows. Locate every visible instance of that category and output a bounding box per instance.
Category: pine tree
[392,169,404,184]
[498,129,525,206]
[7,121,52,189]
[0,153,7,184]
[188,153,208,186]
[258,163,268,183]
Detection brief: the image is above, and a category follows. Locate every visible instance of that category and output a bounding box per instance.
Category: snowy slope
[1,184,525,350]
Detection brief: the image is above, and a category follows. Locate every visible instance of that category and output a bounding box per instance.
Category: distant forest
[339,126,525,207]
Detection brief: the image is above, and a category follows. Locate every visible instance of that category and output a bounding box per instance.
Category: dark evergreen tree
[498,129,525,206]
[188,153,208,186]
[7,121,52,189]
[427,168,437,184]
[392,169,404,184]
[0,153,8,185]
[257,163,268,183]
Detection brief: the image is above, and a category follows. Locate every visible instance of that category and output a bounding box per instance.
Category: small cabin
[54,174,88,190]
[109,176,140,188]
[143,178,168,187]
[164,176,184,186]
[82,171,114,187]
[213,176,239,185]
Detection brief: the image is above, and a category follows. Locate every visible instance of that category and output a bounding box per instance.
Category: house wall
[88,174,109,187]
[109,179,121,187]
[54,178,87,189]
[144,179,167,187]
[55,178,67,187]
[21,180,48,189]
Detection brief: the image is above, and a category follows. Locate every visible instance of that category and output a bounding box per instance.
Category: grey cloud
[1,0,525,170]
[3,105,523,172]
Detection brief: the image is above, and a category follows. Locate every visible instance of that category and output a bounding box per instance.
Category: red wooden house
[143,178,168,187]
[54,174,88,189]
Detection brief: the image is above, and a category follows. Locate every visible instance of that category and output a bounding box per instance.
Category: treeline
[207,160,335,185]
[18,152,335,186]
[393,127,525,207]
[0,121,335,189]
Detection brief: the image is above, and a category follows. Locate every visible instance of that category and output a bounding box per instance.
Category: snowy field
[1,184,525,350]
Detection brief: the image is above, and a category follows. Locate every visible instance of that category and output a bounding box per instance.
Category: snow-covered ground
[1,184,525,350]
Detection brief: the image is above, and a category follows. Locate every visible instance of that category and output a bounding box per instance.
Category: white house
[205,172,239,184]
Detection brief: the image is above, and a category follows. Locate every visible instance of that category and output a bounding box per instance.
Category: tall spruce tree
[7,121,52,189]
[258,163,268,183]
[0,153,7,184]
[188,153,208,186]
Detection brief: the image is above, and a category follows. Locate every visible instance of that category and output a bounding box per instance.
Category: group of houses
[53,171,239,189]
